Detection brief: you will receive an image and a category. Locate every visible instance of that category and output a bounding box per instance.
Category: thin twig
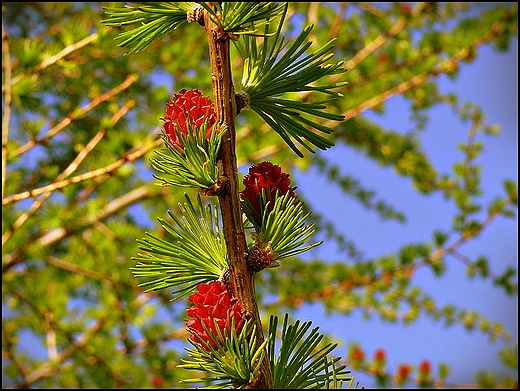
[3,32,99,91]
[2,184,165,273]
[336,7,515,125]
[326,3,348,43]
[2,100,134,245]
[275,187,518,308]
[2,23,12,200]
[23,314,108,387]
[306,2,319,43]
[46,255,113,281]
[8,74,138,159]
[2,321,29,388]
[2,134,161,206]
[44,310,58,362]
[344,16,407,72]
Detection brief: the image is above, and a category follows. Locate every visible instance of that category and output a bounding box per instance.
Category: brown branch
[204,7,273,389]
[8,73,138,159]
[2,320,29,388]
[23,314,108,387]
[275,187,518,310]
[344,15,407,73]
[2,134,161,206]
[2,32,99,92]
[46,255,113,281]
[2,22,12,200]
[6,289,115,388]
[2,184,165,273]
[2,100,134,245]
[335,5,515,125]
[325,3,348,42]
[306,2,320,43]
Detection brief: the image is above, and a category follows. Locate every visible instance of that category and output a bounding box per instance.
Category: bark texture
[203,8,274,389]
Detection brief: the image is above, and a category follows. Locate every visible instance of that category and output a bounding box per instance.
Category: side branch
[2,136,161,206]
[9,74,138,159]
[204,9,273,389]
[2,23,12,200]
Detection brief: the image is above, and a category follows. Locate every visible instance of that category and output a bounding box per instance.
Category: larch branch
[204,7,273,388]
[2,22,12,200]
[9,73,138,159]
[2,100,134,245]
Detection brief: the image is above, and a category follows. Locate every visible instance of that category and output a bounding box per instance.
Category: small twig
[2,134,161,206]
[276,187,518,308]
[326,3,348,43]
[2,22,12,200]
[44,310,59,362]
[344,16,407,72]
[2,100,134,245]
[2,184,165,273]
[23,314,108,387]
[2,321,29,388]
[3,32,99,90]
[347,52,429,89]
[46,255,113,281]
[291,2,412,108]
[336,7,514,125]
[462,116,480,230]
[8,74,138,159]
[306,2,319,43]
[6,289,112,387]
[450,250,517,292]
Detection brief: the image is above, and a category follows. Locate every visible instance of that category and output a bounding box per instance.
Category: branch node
[198,174,230,197]
[235,90,250,114]
[187,4,205,26]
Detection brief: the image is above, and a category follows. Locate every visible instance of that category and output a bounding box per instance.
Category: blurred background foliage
[2,2,518,388]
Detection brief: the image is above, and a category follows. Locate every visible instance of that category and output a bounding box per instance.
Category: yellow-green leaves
[235,6,347,157]
[131,193,228,299]
[101,2,196,54]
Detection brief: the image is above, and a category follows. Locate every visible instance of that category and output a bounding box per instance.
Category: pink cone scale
[240,161,296,222]
[161,88,218,149]
[186,280,245,352]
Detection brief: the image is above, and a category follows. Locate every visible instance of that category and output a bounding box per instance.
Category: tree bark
[204,8,273,389]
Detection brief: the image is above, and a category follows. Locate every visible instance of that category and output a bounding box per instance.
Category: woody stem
[203,8,273,389]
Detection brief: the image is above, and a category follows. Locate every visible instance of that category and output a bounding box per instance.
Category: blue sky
[292,33,518,387]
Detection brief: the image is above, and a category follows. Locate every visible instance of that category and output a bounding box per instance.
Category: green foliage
[101,2,195,54]
[235,5,347,156]
[268,314,354,389]
[200,2,286,35]
[132,193,228,299]
[179,320,267,388]
[498,343,518,370]
[151,124,227,189]
[248,191,322,261]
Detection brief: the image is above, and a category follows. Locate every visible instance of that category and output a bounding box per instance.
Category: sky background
[290,30,518,387]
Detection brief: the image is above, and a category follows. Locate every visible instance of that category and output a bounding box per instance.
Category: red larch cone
[161,88,219,149]
[240,161,296,227]
[186,280,245,352]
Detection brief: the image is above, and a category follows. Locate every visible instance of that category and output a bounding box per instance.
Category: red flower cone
[186,280,245,352]
[240,161,296,228]
[161,88,218,149]
[394,364,412,387]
